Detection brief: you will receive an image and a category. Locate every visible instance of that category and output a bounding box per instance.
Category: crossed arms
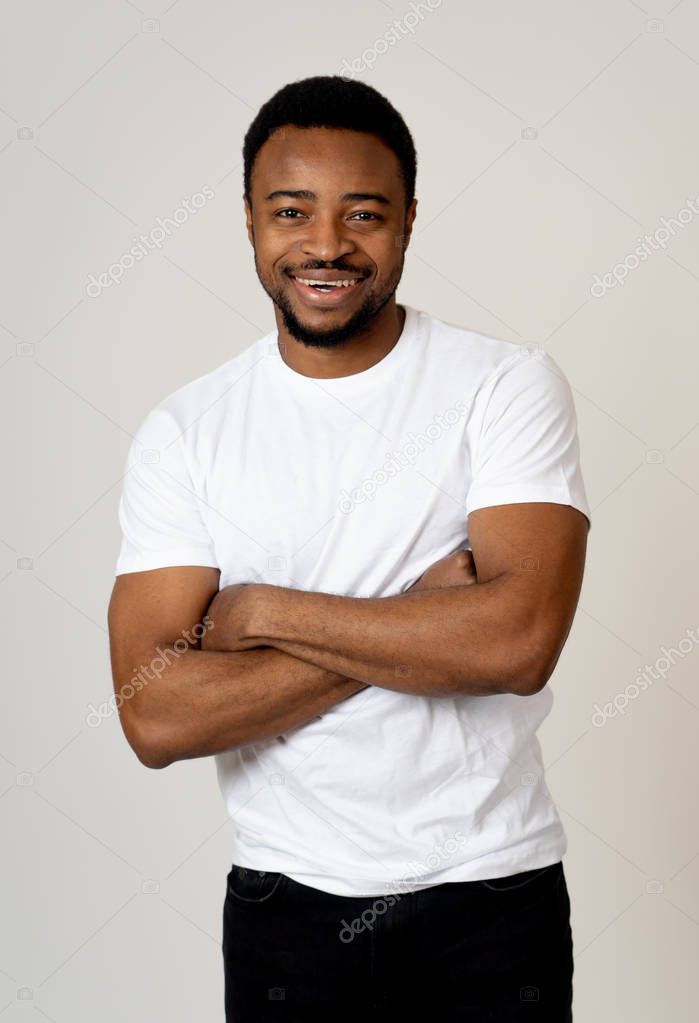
[107,502,588,769]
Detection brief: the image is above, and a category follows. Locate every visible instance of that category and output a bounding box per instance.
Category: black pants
[222,859,573,1021]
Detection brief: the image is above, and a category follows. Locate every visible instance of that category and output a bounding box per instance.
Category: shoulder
[416,306,569,398]
[419,307,521,365]
[136,330,274,442]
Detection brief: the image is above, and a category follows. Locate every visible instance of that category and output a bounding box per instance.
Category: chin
[278,298,374,350]
[284,291,394,351]
[284,316,357,350]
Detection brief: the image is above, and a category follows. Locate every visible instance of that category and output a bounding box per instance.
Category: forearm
[124,646,366,768]
[245,578,538,697]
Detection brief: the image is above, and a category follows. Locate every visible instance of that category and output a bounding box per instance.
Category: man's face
[244,126,417,348]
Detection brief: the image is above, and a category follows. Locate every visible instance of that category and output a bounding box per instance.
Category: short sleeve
[115,407,219,575]
[465,349,591,531]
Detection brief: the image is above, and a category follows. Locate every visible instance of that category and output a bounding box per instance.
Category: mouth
[288,272,368,307]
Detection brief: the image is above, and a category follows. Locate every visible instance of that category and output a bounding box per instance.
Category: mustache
[286,266,369,277]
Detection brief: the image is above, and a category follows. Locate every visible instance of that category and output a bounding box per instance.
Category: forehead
[251,126,403,195]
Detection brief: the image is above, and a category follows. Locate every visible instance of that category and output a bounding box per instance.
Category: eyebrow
[264,189,391,205]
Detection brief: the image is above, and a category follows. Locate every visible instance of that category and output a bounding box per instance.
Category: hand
[407,548,478,593]
[201,582,263,652]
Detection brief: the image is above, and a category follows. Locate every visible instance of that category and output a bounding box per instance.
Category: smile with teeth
[293,276,363,290]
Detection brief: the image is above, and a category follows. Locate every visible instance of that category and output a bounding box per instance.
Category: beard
[254,252,405,350]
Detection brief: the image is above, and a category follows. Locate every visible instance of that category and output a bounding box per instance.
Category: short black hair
[243,75,417,212]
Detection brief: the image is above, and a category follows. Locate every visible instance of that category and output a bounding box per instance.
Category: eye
[274,209,382,222]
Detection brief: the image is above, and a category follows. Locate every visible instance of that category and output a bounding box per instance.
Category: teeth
[295,277,360,288]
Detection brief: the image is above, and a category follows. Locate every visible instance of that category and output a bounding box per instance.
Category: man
[108,75,589,1021]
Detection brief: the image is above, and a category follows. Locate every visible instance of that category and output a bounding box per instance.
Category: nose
[299,210,356,264]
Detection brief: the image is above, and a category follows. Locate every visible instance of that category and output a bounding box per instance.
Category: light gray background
[2,1,699,1019]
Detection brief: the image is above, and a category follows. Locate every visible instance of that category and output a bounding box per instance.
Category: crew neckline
[268,304,419,399]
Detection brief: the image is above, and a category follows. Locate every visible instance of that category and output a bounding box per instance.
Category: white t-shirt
[115,304,590,896]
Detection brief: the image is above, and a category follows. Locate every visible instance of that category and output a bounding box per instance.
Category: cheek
[371,237,403,270]
[256,246,287,279]
[372,255,401,287]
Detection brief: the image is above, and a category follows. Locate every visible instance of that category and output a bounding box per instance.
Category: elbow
[135,742,173,771]
[512,633,563,697]
[121,710,174,770]
[513,667,550,698]
[443,633,552,698]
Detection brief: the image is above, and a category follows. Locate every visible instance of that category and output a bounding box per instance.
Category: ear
[402,197,418,251]
[243,195,254,247]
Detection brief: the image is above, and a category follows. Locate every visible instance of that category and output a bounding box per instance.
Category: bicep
[467,502,588,685]
[107,565,220,700]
